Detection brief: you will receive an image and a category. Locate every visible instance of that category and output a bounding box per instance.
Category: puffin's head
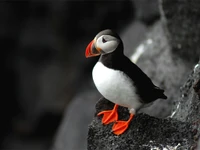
[85,29,122,58]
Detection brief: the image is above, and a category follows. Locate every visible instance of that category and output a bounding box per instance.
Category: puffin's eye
[102,37,107,43]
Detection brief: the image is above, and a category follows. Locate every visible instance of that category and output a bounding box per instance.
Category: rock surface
[134,0,160,25]
[172,61,200,137]
[88,98,196,150]
[161,0,200,63]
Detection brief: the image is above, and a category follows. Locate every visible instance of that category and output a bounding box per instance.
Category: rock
[160,0,200,63]
[198,139,200,150]
[133,0,160,25]
[172,61,200,131]
[87,98,195,150]
[159,0,200,137]
[121,21,148,57]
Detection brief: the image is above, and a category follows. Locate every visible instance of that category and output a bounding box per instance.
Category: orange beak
[85,40,101,58]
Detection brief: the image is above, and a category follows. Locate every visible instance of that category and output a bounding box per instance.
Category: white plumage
[92,62,143,112]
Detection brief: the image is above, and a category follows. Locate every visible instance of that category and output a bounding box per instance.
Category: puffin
[85,29,167,135]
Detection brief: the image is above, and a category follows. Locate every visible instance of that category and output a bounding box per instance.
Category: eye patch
[102,37,107,43]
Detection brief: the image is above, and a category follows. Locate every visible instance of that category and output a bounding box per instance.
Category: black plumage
[99,34,167,104]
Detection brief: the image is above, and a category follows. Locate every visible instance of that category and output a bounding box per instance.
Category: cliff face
[161,0,200,63]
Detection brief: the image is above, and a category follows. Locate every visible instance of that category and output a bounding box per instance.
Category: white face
[95,35,120,54]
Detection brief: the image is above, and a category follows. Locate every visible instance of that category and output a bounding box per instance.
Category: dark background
[1,1,160,150]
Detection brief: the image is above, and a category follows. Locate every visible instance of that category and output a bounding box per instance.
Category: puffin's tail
[154,86,167,99]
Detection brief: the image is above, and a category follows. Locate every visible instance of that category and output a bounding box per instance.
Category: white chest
[92,62,142,109]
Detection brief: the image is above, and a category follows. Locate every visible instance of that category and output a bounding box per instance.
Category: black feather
[99,46,167,104]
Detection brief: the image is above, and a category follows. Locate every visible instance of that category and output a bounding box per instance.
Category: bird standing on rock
[85,29,167,135]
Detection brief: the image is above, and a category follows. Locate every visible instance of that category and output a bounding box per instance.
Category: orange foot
[97,104,119,125]
[112,114,134,135]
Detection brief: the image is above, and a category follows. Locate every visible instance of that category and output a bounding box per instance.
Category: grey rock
[160,0,200,63]
[172,60,200,131]
[198,138,200,150]
[121,21,148,57]
[88,98,195,150]
[134,0,160,25]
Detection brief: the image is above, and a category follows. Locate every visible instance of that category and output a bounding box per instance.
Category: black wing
[119,56,167,103]
[99,53,167,103]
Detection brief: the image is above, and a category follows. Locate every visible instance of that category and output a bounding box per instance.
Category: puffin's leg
[112,108,135,135]
[97,104,119,125]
